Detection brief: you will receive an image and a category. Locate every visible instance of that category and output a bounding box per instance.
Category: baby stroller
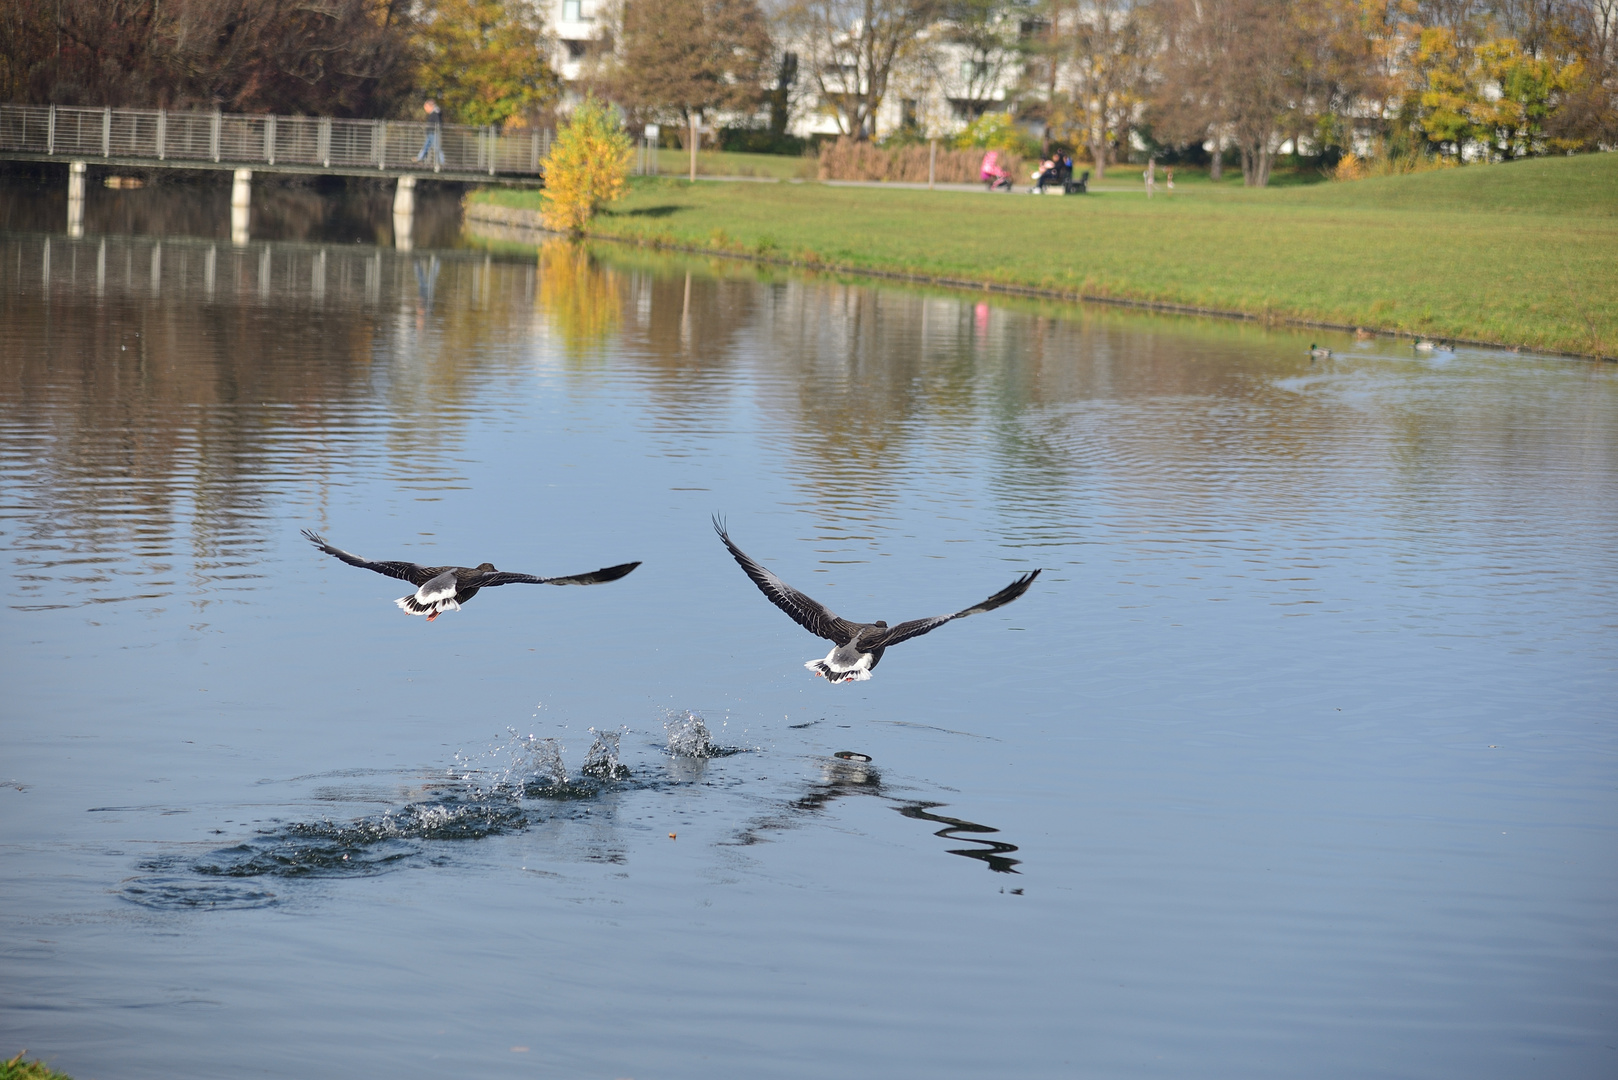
[980,150,1013,192]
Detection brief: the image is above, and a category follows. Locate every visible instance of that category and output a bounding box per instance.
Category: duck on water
[712,517,1040,683]
[302,530,640,621]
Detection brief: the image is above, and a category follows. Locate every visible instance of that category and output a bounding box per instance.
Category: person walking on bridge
[415,100,444,168]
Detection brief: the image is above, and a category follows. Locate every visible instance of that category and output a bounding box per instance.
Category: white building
[543,0,609,89]
[536,1,1027,142]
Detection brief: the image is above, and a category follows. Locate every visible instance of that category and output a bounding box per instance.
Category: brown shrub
[816,138,1028,185]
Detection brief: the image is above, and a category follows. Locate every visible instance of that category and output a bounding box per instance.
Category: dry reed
[817,137,1028,185]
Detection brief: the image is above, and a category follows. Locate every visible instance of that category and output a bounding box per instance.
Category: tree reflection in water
[537,239,623,361]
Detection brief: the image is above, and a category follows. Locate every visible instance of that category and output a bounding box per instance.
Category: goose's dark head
[475,562,496,572]
[874,620,888,628]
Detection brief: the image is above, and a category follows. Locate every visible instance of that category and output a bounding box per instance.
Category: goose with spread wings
[302,530,641,621]
[712,517,1039,683]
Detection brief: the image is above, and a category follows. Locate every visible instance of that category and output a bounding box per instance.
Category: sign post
[643,123,659,176]
[689,114,698,182]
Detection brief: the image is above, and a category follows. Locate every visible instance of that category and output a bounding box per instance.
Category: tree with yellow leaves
[1410,24,1589,161]
[541,97,634,234]
[413,0,558,127]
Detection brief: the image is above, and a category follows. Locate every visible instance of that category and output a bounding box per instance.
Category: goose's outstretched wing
[865,569,1041,650]
[302,529,438,586]
[713,517,858,646]
[477,562,642,588]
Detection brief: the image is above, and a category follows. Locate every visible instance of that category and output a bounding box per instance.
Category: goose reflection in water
[734,755,1022,875]
[897,802,1021,875]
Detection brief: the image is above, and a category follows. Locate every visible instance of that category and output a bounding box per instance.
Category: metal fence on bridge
[0,104,550,177]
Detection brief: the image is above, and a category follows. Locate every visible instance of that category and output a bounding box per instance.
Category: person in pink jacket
[980,149,1012,191]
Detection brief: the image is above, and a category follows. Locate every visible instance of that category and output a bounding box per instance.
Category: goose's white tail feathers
[394,569,460,617]
[806,658,873,683]
[396,594,460,618]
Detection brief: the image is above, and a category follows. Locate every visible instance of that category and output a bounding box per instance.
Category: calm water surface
[1,180,1616,1079]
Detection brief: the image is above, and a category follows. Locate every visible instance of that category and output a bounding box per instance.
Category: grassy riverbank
[473,153,1617,357]
[1,1054,72,1080]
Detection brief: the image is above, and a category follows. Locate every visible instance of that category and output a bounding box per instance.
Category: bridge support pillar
[231,169,253,245]
[67,161,86,238]
[393,175,416,252]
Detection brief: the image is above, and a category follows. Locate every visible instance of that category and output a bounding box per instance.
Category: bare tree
[937,0,1033,119]
[1047,0,1155,179]
[1544,0,1618,145]
[1153,0,1380,185]
[607,0,773,133]
[2,0,417,116]
[1150,0,1235,178]
[782,0,943,138]
[1223,1,1299,185]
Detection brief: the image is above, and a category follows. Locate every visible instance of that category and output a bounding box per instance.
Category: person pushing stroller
[980,150,1012,192]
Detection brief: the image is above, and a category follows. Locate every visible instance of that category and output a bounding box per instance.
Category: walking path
[666,174,1149,195]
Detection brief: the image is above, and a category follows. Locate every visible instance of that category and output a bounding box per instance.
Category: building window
[562,0,582,21]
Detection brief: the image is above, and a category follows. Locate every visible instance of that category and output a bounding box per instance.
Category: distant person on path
[1166,166,1174,191]
[1143,159,1156,198]
[416,100,444,168]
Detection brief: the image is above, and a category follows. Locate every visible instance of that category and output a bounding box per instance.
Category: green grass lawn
[475,153,1618,357]
[646,147,816,179]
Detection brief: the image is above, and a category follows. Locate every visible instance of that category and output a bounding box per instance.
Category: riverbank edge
[2,1051,73,1080]
[462,201,1609,362]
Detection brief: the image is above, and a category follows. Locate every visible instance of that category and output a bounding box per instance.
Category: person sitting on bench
[1039,154,1086,194]
[1035,156,1063,193]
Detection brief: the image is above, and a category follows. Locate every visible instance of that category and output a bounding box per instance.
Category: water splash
[582,727,630,780]
[179,794,531,879]
[124,722,693,897]
[455,728,568,794]
[664,710,747,758]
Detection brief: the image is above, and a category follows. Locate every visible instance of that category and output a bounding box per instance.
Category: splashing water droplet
[664,710,716,757]
[582,727,629,780]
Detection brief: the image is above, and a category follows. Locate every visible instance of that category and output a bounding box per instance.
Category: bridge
[0,103,549,247]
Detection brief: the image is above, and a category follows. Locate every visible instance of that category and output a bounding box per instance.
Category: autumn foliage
[412,0,557,126]
[542,98,634,234]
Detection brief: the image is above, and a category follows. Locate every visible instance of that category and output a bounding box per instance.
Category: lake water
[2,178,1616,1079]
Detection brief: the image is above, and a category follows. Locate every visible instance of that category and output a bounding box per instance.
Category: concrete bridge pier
[231,168,253,245]
[392,175,416,252]
[67,161,86,238]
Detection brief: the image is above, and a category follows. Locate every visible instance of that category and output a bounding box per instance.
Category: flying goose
[712,517,1039,683]
[302,529,640,621]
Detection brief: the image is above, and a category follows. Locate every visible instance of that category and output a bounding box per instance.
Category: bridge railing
[0,104,550,176]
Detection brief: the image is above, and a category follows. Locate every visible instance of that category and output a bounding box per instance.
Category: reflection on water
[0,233,548,610]
[730,751,1022,874]
[5,189,1618,1080]
[537,238,624,357]
[897,802,1022,875]
[0,173,468,247]
[8,228,1613,637]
